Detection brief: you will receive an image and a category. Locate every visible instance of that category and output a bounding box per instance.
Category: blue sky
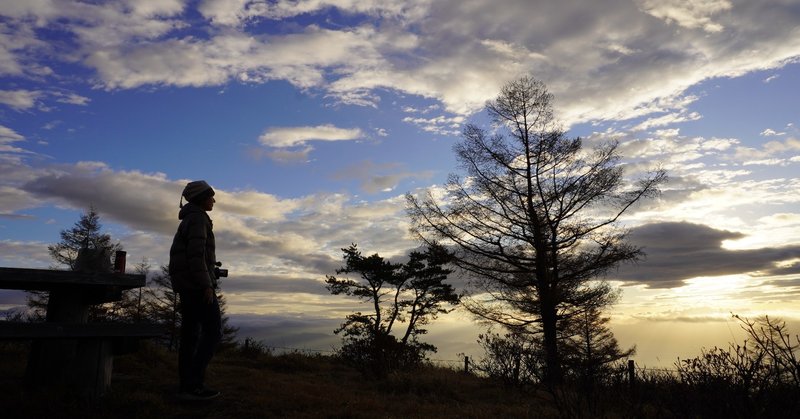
[1,0,799,366]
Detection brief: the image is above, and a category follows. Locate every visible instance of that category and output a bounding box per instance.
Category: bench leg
[76,338,114,399]
[25,339,78,390]
[25,338,114,401]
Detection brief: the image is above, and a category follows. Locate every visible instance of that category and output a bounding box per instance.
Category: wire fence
[264,345,337,355]
[239,339,686,378]
[239,338,470,369]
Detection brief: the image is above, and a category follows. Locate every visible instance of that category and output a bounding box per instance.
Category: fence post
[464,356,470,374]
[628,359,636,389]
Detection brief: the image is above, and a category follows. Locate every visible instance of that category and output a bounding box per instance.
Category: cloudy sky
[1,0,799,367]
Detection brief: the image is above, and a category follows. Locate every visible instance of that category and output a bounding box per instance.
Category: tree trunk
[540,291,562,385]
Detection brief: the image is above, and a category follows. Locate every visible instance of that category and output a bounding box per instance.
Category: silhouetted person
[169,180,222,401]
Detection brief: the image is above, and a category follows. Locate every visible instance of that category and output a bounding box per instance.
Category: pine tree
[216,285,240,351]
[326,243,459,375]
[142,266,238,351]
[407,75,664,385]
[142,266,181,350]
[29,206,123,319]
[561,304,635,389]
[47,205,122,271]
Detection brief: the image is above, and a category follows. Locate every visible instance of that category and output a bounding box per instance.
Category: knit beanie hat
[181,180,214,207]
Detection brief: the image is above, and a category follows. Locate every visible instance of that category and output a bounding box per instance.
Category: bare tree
[733,314,800,387]
[406,75,665,385]
[673,315,800,417]
[475,331,545,387]
[132,259,151,322]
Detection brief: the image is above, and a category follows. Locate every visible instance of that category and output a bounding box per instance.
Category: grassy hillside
[0,342,556,419]
[3,338,798,418]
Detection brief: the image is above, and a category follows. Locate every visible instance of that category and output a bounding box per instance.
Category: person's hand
[204,287,215,304]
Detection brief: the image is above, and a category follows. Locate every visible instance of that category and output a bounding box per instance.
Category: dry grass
[0,342,556,419]
[9,340,796,418]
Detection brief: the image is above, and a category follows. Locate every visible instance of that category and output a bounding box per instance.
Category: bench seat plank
[0,322,163,339]
[0,267,145,291]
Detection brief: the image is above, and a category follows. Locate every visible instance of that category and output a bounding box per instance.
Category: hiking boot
[179,387,221,401]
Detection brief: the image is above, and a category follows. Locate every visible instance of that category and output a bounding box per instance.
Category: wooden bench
[0,266,164,400]
[0,322,163,354]
[0,321,164,398]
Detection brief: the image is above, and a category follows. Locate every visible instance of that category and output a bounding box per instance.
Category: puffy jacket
[168,202,217,292]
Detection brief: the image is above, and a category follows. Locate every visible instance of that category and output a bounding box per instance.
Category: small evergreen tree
[29,206,123,320]
[142,265,238,351]
[561,303,635,390]
[216,283,240,351]
[142,266,181,350]
[47,205,122,271]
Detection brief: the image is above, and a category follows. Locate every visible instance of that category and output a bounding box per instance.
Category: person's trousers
[178,289,222,391]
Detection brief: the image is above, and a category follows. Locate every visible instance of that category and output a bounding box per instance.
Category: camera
[214,262,228,278]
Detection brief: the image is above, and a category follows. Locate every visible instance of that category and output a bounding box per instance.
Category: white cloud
[197,0,252,26]
[0,157,416,275]
[85,26,397,92]
[758,213,800,228]
[700,137,737,151]
[52,91,90,106]
[607,131,737,165]
[332,160,436,194]
[734,138,800,162]
[0,124,32,156]
[652,128,680,138]
[0,239,51,268]
[259,124,363,148]
[742,158,787,167]
[636,0,732,33]
[0,89,89,111]
[124,0,185,18]
[760,128,786,137]
[402,104,440,114]
[0,89,41,110]
[632,111,702,131]
[589,125,800,253]
[42,120,61,130]
[86,38,237,89]
[3,0,800,127]
[256,146,316,164]
[0,185,41,216]
[402,114,464,136]
[198,0,430,26]
[0,125,25,144]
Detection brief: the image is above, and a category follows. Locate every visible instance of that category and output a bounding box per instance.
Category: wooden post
[114,250,127,273]
[75,338,115,400]
[26,288,90,392]
[464,356,470,374]
[628,359,636,389]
